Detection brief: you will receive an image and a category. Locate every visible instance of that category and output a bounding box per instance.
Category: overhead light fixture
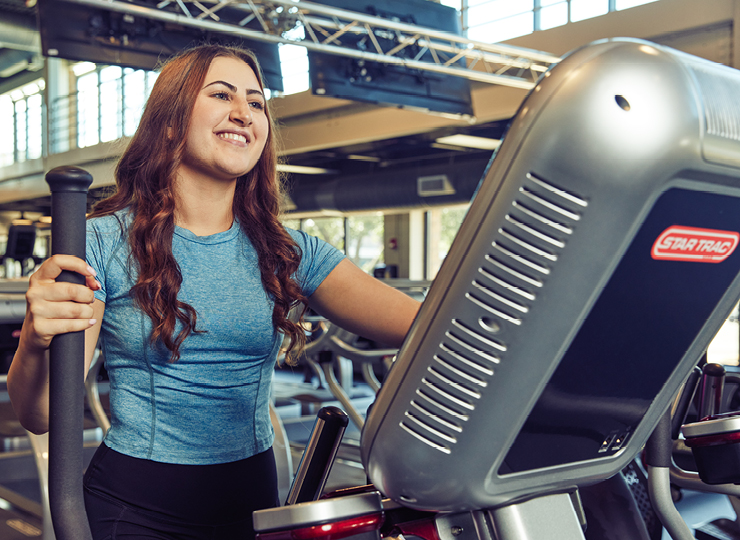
[277,164,337,175]
[38,216,52,224]
[11,219,33,226]
[72,61,96,77]
[346,154,382,163]
[434,135,502,150]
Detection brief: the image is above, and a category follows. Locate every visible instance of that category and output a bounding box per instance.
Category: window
[570,0,608,23]
[467,0,534,42]
[0,79,45,166]
[280,26,310,95]
[0,95,13,167]
[26,93,43,160]
[616,0,658,9]
[302,217,345,250]
[282,215,385,274]
[539,0,568,30]
[346,215,384,273]
[73,62,157,150]
[123,69,158,136]
[426,204,469,280]
[442,0,662,42]
[100,65,123,143]
[76,70,100,148]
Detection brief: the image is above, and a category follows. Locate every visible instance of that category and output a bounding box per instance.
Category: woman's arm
[7,255,103,434]
[307,259,421,348]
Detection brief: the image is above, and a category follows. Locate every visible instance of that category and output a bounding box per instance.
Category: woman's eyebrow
[204,80,237,92]
[204,81,264,100]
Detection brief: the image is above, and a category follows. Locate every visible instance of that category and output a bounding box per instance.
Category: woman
[7,44,420,539]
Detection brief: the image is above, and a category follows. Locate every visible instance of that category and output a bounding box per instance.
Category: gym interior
[1,0,740,539]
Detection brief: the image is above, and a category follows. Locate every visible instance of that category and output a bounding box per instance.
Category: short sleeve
[86,213,129,304]
[288,229,345,297]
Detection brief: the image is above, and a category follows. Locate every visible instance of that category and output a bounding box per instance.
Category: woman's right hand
[21,254,101,354]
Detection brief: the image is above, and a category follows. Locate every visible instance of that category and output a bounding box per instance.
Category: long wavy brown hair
[90,44,307,363]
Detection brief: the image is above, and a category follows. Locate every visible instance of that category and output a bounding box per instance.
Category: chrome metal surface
[253,491,382,532]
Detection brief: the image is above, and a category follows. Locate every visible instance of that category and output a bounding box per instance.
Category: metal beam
[61,0,560,89]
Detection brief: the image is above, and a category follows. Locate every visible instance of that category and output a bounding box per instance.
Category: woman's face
[178,56,269,185]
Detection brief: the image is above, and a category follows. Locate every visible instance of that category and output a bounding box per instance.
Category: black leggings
[83,443,279,540]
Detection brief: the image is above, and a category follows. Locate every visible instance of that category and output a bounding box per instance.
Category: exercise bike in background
[252,38,740,540]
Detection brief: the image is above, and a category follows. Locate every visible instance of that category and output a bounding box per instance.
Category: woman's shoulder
[87,208,133,234]
[284,227,344,263]
[285,226,307,244]
[284,227,327,254]
[87,209,133,255]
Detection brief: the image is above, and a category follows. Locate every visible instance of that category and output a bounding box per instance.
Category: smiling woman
[6,43,421,540]
[178,57,269,200]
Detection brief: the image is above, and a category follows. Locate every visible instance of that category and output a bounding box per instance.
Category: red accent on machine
[651,226,740,263]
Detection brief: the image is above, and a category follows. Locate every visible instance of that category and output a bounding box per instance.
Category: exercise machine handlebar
[285,406,348,505]
[45,165,94,540]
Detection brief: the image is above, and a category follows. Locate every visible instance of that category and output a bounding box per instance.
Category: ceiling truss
[65,0,561,90]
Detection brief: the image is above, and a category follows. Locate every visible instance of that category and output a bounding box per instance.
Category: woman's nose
[231,99,252,125]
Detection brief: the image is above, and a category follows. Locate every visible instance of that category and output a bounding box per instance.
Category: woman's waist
[84,442,278,524]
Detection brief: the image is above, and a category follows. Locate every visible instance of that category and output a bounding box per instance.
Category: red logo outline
[651,226,740,263]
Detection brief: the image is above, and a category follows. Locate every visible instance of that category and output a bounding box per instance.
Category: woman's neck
[173,175,236,236]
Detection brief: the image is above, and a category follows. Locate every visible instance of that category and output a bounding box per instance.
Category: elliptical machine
[253,38,740,540]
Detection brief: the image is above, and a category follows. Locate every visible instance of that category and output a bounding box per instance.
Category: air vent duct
[288,157,490,213]
[418,175,456,197]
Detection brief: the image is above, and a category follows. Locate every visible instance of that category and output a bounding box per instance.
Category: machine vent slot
[427,366,482,399]
[512,201,573,235]
[517,173,587,227]
[478,266,536,301]
[403,411,458,443]
[485,255,543,288]
[415,388,470,421]
[690,63,740,142]
[526,172,588,208]
[465,293,522,325]
[473,173,585,333]
[492,242,551,275]
[399,421,452,454]
[505,215,565,248]
[519,188,581,221]
[450,319,507,352]
[471,280,529,313]
[498,229,558,262]
[421,378,476,411]
[402,173,587,454]
[445,331,500,364]
[433,355,488,387]
[410,400,464,432]
[402,383,470,451]
[439,343,495,376]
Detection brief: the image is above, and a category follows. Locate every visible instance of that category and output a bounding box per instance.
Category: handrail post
[45,165,94,540]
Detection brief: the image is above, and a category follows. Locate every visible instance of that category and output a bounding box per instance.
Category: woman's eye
[213,92,230,100]
[250,101,265,110]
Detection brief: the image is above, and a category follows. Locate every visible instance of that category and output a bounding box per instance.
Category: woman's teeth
[219,133,246,143]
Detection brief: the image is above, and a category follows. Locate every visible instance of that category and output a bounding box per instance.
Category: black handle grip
[671,366,701,440]
[697,363,726,420]
[45,166,93,540]
[645,410,672,468]
[286,406,349,505]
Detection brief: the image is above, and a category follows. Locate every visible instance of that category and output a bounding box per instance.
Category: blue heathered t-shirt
[86,210,345,465]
